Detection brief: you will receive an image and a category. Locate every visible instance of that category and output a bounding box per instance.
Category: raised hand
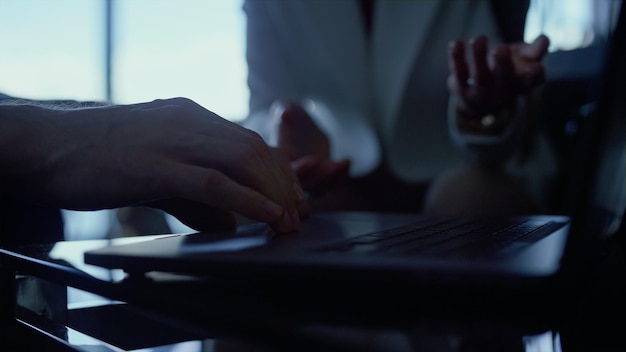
[273,101,350,192]
[447,35,550,132]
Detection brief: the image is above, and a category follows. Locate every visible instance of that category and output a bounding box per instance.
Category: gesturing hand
[447,35,550,128]
[273,101,350,192]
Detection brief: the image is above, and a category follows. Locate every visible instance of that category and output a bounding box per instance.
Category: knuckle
[201,169,228,193]
[243,131,272,158]
[239,142,269,167]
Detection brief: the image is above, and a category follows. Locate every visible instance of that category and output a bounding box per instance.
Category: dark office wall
[489,0,530,42]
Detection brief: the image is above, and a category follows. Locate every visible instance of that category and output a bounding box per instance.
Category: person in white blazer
[241,0,555,216]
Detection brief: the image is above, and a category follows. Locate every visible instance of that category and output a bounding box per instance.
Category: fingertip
[537,34,550,46]
[533,34,550,51]
[271,99,298,117]
[523,35,550,59]
[273,209,300,233]
[297,201,312,219]
[470,35,488,48]
[264,199,284,223]
[291,155,322,173]
[492,45,511,61]
[293,182,306,202]
[275,102,309,126]
[451,39,469,58]
[538,35,551,55]
[469,35,487,45]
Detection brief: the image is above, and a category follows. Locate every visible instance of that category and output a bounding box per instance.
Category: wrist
[448,96,526,166]
[454,98,517,136]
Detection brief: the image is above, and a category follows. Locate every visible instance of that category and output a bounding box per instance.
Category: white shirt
[242,0,555,191]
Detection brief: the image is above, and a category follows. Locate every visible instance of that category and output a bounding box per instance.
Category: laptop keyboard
[318,217,567,258]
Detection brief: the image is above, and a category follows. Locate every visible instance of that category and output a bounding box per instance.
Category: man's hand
[0,98,305,233]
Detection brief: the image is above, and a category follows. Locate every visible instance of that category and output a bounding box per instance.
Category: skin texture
[0,98,305,233]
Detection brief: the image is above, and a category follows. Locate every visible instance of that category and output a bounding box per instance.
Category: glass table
[2,233,622,351]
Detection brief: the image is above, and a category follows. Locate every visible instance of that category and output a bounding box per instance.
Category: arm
[0,98,304,233]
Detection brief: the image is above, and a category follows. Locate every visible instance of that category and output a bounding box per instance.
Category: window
[525,0,621,51]
[0,0,247,240]
[0,0,104,101]
[0,0,247,119]
[112,0,248,121]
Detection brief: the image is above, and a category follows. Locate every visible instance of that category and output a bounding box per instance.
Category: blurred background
[0,0,618,241]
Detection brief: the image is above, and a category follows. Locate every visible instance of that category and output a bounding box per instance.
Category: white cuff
[448,95,526,166]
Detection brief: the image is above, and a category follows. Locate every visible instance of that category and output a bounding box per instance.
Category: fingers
[448,40,469,94]
[273,101,331,162]
[517,34,550,61]
[267,146,306,213]
[275,102,312,161]
[511,35,550,92]
[491,45,516,103]
[449,34,549,115]
[163,162,301,233]
[449,36,493,114]
[169,120,302,232]
[470,36,491,87]
[273,101,310,127]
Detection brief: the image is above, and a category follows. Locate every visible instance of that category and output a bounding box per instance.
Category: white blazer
[242,1,554,187]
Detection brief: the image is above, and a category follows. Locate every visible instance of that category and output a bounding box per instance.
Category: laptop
[84,2,625,321]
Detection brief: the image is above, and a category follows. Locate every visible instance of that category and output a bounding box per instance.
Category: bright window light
[0,0,104,101]
[112,0,248,121]
[525,0,595,51]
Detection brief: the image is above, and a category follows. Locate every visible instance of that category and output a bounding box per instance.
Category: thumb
[519,34,550,60]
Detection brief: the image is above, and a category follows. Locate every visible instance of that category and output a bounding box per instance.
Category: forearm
[0,103,113,200]
[0,104,58,196]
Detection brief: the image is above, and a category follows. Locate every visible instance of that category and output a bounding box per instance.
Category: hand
[273,101,350,192]
[448,35,550,121]
[0,98,304,233]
